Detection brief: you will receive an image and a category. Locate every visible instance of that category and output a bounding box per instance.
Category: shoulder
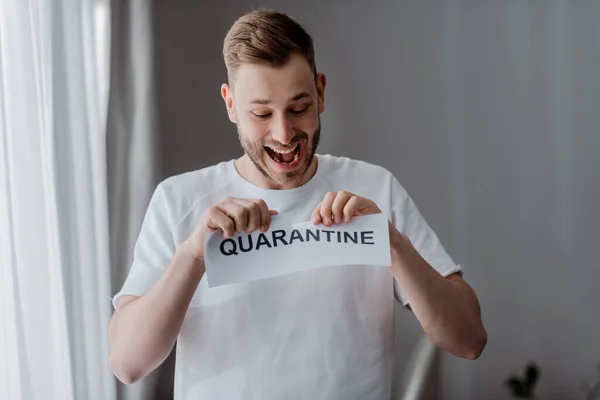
[318,154,411,209]
[159,161,232,197]
[319,154,400,187]
[150,160,234,225]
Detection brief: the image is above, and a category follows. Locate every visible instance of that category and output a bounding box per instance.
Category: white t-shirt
[112,154,461,400]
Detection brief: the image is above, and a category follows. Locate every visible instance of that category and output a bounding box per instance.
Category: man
[109,9,487,399]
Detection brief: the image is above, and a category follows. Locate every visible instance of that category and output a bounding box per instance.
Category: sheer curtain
[106,0,163,399]
[0,0,114,399]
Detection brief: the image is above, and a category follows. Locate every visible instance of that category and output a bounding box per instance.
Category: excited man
[109,9,487,400]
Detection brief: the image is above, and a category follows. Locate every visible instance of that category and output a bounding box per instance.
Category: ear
[316,72,326,114]
[221,83,237,123]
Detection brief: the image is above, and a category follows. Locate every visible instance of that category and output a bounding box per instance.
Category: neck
[234,154,318,190]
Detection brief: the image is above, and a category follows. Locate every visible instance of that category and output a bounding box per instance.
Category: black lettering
[271,229,288,247]
[306,229,320,242]
[238,235,253,252]
[323,230,335,242]
[361,231,375,245]
[288,229,304,244]
[343,231,358,244]
[256,233,273,250]
[220,239,238,256]
[336,231,342,242]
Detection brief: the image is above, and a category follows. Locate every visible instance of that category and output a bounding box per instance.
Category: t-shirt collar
[227,154,327,200]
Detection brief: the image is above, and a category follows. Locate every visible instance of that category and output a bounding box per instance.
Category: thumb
[270,210,278,215]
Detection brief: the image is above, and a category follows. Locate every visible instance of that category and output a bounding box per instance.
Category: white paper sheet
[204,213,391,287]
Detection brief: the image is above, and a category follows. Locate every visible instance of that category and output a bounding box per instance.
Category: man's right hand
[111,199,277,384]
[183,197,278,259]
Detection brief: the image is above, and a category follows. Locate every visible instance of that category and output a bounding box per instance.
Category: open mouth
[265,143,301,165]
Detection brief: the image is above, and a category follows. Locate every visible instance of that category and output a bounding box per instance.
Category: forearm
[388,225,487,359]
[109,244,205,383]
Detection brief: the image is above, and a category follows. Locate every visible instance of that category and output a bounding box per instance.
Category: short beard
[238,121,321,186]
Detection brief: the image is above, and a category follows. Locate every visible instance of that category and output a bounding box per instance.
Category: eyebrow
[250,91,311,105]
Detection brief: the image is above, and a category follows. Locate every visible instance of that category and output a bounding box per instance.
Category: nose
[271,114,294,145]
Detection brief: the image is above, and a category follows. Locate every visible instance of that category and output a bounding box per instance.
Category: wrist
[176,242,206,271]
[388,222,408,267]
[178,239,202,259]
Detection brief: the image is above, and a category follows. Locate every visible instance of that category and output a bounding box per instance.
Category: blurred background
[2,1,599,399]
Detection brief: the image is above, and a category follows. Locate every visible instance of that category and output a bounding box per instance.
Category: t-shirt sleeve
[390,177,463,306]
[111,183,176,309]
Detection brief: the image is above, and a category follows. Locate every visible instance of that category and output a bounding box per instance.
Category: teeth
[267,144,298,154]
[266,143,300,164]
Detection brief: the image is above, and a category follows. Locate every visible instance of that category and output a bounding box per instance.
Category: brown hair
[223,10,317,84]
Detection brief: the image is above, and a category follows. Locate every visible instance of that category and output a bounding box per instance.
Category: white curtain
[105,0,164,399]
[0,0,114,399]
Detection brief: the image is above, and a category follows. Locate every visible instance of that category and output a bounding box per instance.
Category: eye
[251,112,272,120]
[290,105,310,115]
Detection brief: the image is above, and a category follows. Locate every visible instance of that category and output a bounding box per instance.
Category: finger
[331,190,354,224]
[264,210,279,231]
[342,196,361,223]
[319,192,337,226]
[208,208,236,238]
[235,199,262,233]
[311,202,323,224]
[247,198,271,233]
[219,201,249,233]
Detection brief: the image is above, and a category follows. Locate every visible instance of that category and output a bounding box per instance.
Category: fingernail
[311,216,318,224]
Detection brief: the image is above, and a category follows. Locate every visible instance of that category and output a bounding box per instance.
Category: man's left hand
[311,191,382,226]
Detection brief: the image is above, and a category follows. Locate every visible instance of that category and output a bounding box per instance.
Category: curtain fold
[106,0,168,399]
[0,0,114,399]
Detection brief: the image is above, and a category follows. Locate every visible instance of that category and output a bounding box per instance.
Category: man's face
[222,53,326,188]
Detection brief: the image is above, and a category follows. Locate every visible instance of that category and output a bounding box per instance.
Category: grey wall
[153,1,600,399]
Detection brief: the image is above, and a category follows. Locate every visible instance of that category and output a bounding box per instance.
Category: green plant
[506,362,540,399]
[506,362,600,400]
